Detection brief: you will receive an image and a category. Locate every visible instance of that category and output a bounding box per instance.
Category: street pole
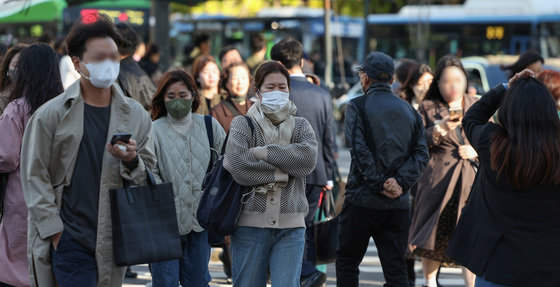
[152,0,170,71]
[324,0,333,88]
[363,0,370,59]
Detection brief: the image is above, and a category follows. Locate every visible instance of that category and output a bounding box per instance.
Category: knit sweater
[223,115,318,229]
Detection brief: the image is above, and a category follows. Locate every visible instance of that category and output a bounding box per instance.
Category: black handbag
[110,170,182,267]
[312,188,339,265]
[0,173,8,221]
[197,116,254,236]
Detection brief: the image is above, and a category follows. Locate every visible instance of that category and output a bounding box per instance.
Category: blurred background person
[501,50,544,78]
[219,46,243,70]
[139,43,163,85]
[0,44,25,114]
[37,33,54,47]
[392,58,417,93]
[467,85,478,98]
[55,37,81,90]
[53,37,66,61]
[398,63,433,109]
[133,41,146,62]
[409,55,478,287]
[116,22,157,112]
[182,34,210,72]
[150,69,226,287]
[211,62,252,132]
[448,72,560,287]
[246,34,267,73]
[537,69,560,113]
[0,43,63,287]
[192,55,221,115]
[224,61,318,287]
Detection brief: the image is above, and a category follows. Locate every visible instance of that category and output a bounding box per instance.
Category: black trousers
[336,201,409,287]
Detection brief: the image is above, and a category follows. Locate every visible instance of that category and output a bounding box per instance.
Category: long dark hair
[424,55,468,105]
[9,44,63,115]
[151,69,200,120]
[501,50,544,79]
[490,77,560,189]
[398,63,432,104]
[0,44,26,91]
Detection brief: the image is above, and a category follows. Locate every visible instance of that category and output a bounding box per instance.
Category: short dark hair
[38,33,52,44]
[250,34,265,53]
[254,61,291,91]
[270,39,303,69]
[54,36,66,54]
[151,69,201,120]
[194,34,210,47]
[219,46,240,64]
[66,13,122,59]
[115,22,139,56]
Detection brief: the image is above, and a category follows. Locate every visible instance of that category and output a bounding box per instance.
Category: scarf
[246,100,297,194]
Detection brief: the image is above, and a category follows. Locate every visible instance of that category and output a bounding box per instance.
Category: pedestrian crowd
[0,12,559,287]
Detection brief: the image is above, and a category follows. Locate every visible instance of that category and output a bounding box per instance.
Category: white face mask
[81,59,120,89]
[259,90,290,111]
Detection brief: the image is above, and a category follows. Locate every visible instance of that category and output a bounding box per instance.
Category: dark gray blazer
[289,76,335,186]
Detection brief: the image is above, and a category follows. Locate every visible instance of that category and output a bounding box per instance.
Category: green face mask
[165,98,193,119]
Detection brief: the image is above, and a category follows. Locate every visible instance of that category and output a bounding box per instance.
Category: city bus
[366,0,560,66]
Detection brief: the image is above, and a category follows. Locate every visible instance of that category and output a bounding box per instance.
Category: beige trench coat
[20,80,156,287]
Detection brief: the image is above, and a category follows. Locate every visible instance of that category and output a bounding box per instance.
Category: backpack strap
[243,115,255,135]
[204,115,215,173]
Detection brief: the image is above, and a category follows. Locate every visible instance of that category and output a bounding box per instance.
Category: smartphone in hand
[110,133,132,145]
[449,107,464,122]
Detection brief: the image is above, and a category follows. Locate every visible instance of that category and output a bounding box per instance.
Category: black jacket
[447,85,560,287]
[289,76,335,186]
[118,57,157,111]
[344,82,429,210]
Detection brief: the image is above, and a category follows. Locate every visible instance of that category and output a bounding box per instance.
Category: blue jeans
[151,230,211,287]
[231,226,306,287]
[51,231,97,287]
[475,276,510,287]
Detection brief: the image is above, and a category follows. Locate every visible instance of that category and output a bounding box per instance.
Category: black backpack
[198,116,254,237]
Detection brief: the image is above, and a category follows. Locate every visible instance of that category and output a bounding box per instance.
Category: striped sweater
[223,115,318,229]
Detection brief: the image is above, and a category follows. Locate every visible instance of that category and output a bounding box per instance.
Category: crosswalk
[123,239,467,287]
[123,145,468,287]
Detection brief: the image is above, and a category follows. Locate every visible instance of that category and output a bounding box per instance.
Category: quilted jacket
[152,113,226,235]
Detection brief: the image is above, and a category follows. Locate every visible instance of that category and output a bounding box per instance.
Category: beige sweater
[224,115,318,229]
